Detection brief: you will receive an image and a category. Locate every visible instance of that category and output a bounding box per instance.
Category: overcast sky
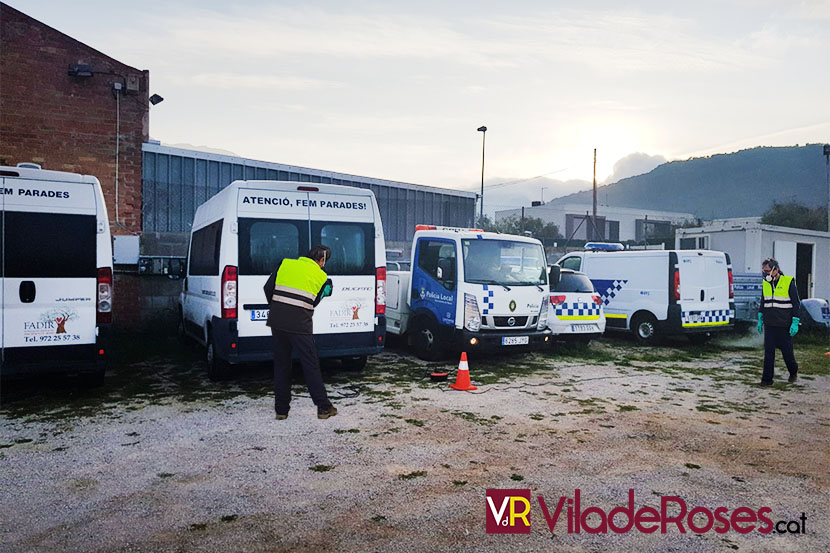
[14,0,830,215]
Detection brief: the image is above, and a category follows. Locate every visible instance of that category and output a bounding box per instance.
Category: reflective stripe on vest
[762,274,793,309]
[272,257,328,311]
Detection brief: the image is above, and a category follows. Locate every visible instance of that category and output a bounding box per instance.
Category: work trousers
[272,330,331,415]
[762,325,798,383]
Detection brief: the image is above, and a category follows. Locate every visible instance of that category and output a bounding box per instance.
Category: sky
[13,0,830,216]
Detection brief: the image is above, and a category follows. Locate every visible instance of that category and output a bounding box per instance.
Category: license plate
[571,324,598,333]
[687,312,701,323]
[250,309,269,321]
[502,336,529,346]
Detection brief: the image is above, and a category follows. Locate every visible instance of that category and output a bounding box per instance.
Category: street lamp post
[477,126,487,223]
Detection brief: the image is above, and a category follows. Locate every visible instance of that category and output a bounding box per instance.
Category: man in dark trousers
[757,257,800,386]
[264,245,337,420]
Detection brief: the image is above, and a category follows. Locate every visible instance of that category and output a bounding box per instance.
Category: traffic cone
[450,352,477,391]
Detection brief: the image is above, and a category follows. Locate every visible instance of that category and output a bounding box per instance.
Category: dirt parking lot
[2,332,829,552]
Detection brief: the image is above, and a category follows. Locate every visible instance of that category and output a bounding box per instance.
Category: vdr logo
[486,489,531,534]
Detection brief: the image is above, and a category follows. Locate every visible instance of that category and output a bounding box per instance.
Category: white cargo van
[1,164,113,382]
[556,246,735,343]
[180,180,387,379]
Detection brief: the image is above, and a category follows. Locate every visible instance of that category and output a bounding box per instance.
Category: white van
[556,246,735,343]
[1,164,113,383]
[179,180,387,379]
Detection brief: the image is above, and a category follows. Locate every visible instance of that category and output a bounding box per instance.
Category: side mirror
[321,279,333,298]
[437,258,453,281]
[549,265,561,290]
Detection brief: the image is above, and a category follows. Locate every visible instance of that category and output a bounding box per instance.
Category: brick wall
[0,3,150,328]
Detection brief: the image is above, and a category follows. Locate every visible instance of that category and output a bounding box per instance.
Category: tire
[688,333,712,345]
[410,318,446,361]
[206,333,230,381]
[630,313,658,344]
[341,355,368,371]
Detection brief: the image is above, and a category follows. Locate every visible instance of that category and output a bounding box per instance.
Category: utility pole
[477,126,487,223]
[541,186,548,204]
[592,148,598,241]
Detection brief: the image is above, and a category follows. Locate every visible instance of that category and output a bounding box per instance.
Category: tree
[760,202,828,231]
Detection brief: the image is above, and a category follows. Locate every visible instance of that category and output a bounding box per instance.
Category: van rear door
[1,178,98,352]
[677,251,729,327]
[236,187,310,339]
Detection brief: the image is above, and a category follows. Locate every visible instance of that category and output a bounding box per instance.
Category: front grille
[492,316,528,327]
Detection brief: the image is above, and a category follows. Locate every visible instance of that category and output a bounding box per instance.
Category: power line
[484,167,570,190]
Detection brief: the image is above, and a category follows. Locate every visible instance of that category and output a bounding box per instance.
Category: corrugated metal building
[142,142,476,246]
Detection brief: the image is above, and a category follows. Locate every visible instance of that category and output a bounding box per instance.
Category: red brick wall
[0,3,148,234]
[0,3,150,328]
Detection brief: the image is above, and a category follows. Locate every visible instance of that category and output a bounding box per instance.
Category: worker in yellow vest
[263,245,337,420]
[756,257,800,386]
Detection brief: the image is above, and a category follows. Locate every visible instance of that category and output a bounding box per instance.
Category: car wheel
[341,355,368,371]
[206,333,230,381]
[631,313,658,344]
[411,318,446,361]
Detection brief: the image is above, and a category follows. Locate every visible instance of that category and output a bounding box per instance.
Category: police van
[556,244,735,343]
[1,164,113,383]
[179,180,387,379]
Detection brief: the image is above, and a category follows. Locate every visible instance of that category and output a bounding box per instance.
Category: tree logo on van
[43,309,78,333]
[350,302,363,320]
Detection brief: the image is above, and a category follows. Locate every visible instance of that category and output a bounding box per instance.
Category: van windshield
[462,239,547,286]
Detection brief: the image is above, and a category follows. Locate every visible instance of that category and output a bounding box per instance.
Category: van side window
[189,220,223,276]
[2,212,96,277]
[238,219,308,275]
[313,222,374,275]
[560,256,581,271]
[417,239,456,291]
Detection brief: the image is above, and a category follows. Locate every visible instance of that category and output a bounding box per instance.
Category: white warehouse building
[496,203,695,242]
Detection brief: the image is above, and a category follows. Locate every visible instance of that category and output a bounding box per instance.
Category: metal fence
[141,143,476,243]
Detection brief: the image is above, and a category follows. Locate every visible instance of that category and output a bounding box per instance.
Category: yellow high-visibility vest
[762,274,793,310]
[272,257,327,311]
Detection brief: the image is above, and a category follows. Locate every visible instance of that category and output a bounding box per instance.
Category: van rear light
[97,267,113,324]
[550,295,566,305]
[673,269,681,301]
[221,265,238,319]
[376,267,386,314]
[591,295,602,305]
[728,268,734,299]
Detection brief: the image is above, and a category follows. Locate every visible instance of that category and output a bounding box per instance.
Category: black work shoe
[759,380,773,387]
[275,413,288,420]
[788,372,798,383]
[317,405,338,419]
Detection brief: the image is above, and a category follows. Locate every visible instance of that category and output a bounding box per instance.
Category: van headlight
[464,293,482,332]
[537,296,549,330]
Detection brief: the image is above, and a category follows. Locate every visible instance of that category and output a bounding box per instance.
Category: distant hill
[553,144,827,220]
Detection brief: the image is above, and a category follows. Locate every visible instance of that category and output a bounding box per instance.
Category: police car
[547,265,606,342]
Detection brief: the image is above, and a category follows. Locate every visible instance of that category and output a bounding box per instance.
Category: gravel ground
[1,333,829,552]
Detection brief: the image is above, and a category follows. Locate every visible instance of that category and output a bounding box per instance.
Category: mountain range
[552,144,828,220]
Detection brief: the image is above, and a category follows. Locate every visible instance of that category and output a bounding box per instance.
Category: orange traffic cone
[450,352,477,391]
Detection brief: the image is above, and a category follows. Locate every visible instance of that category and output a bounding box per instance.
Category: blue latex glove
[789,317,800,337]
[756,312,763,334]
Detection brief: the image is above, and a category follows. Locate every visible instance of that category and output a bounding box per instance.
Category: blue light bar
[585,242,625,251]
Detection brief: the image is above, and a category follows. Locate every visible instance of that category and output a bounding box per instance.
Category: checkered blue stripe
[482,284,495,315]
[597,279,628,306]
[553,302,602,317]
[682,309,731,324]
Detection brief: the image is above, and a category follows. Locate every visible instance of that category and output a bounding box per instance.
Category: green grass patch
[309,464,334,472]
[398,470,427,480]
